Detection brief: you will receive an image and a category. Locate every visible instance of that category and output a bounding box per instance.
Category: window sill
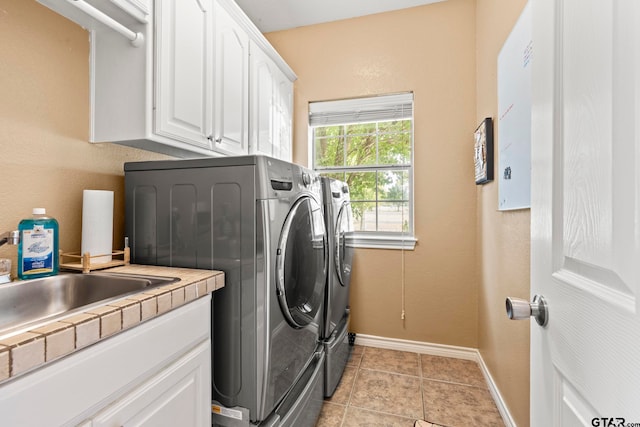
[347,234,417,250]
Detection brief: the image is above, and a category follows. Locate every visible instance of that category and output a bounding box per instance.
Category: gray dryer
[320,177,355,397]
[125,155,327,426]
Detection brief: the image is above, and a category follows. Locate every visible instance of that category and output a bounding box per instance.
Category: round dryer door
[335,202,354,287]
[276,196,327,328]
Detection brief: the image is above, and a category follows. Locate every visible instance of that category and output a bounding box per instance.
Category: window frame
[309,93,417,251]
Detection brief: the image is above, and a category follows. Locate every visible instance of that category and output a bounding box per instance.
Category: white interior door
[531,0,640,425]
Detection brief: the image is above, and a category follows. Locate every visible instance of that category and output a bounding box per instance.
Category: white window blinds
[308,92,413,126]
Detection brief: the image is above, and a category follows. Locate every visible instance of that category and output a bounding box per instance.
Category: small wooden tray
[60,248,130,273]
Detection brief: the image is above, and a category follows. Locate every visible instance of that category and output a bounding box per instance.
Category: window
[309,93,416,250]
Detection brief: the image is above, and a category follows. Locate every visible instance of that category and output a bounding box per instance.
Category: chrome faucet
[0,230,20,247]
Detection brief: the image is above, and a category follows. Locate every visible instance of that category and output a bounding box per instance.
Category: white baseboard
[476,351,517,427]
[353,334,517,427]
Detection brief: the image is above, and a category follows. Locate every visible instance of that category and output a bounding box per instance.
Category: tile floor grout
[316,344,505,427]
[419,348,427,423]
[341,357,357,427]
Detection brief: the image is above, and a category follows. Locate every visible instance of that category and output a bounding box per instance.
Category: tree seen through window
[313,119,412,233]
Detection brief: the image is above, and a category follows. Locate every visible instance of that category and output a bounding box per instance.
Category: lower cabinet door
[91,340,211,427]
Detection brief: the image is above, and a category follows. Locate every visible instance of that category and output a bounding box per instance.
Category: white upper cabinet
[274,66,293,161]
[38,0,295,159]
[155,0,250,156]
[212,1,249,155]
[155,0,213,150]
[250,42,276,157]
[249,40,293,161]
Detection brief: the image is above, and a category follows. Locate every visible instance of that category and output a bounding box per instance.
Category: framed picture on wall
[474,117,494,185]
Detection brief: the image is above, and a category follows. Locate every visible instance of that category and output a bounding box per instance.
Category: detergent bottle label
[21,225,55,275]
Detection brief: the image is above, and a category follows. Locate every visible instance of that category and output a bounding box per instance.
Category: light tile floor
[316,345,505,427]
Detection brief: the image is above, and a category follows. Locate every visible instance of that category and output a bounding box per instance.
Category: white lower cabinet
[91,341,210,427]
[0,296,211,427]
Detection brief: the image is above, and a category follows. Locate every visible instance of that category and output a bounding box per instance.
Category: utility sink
[0,272,179,338]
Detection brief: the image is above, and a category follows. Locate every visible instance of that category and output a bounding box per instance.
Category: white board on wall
[497,1,531,211]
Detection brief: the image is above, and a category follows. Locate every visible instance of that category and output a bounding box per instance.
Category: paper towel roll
[81,190,114,264]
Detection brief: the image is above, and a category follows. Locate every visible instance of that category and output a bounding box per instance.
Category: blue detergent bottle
[18,208,59,280]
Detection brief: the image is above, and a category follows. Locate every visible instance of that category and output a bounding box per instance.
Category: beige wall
[0,0,168,276]
[2,0,531,424]
[268,1,531,425]
[475,1,530,426]
[267,0,479,347]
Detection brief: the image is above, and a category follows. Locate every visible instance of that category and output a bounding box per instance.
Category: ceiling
[234,0,447,33]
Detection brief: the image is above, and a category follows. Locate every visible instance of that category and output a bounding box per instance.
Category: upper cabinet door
[274,68,293,162]
[249,41,275,157]
[249,40,293,161]
[155,0,213,150]
[213,0,249,155]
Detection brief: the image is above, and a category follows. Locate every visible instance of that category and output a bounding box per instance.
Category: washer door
[335,202,354,287]
[276,196,327,328]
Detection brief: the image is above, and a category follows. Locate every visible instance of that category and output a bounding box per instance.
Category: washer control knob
[302,172,311,187]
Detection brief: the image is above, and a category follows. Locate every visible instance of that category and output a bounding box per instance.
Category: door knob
[505,295,548,327]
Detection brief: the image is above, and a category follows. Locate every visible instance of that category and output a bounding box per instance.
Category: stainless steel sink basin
[0,272,179,338]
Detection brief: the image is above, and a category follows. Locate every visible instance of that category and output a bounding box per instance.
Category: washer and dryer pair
[125,156,327,427]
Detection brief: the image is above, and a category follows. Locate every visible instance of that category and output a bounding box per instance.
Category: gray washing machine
[124,155,326,427]
[320,177,354,397]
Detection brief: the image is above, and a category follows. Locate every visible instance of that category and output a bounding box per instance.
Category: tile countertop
[0,264,224,384]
